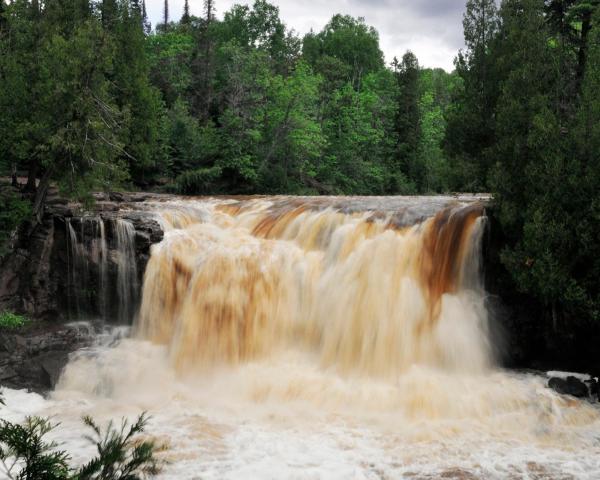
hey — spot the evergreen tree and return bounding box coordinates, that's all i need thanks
[112,0,166,182]
[444,0,499,191]
[188,0,216,118]
[182,0,191,24]
[393,51,422,193]
[142,0,151,34]
[101,0,118,31]
[162,0,169,31]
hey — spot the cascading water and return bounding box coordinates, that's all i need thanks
[65,216,137,321]
[6,197,600,479]
[66,217,84,318]
[137,198,490,374]
[115,219,138,323]
[96,218,108,319]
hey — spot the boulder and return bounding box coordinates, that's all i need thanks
[0,322,94,393]
[548,376,589,398]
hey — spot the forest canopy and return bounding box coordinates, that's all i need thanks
[1,0,600,329]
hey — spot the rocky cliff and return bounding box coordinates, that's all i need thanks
[0,191,165,392]
[0,191,164,321]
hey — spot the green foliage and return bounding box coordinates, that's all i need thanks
[0,311,29,329]
[146,31,193,107]
[0,417,71,479]
[444,0,500,191]
[0,189,31,256]
[76,413,161,479]
[482,0,600,328]
[393,51,423,193]
[0,410,162,480]
[175,166,222,194]
[3,0,600,330]
[303,14,384,89]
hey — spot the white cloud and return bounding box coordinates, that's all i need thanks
[145,0,465,71]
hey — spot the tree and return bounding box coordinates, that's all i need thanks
[146,29,194,108]
[181,0,191,24]
[444,0,499,191]
[0,0,129,214]
[393,51,422,193]
[163,0,169,30]
[112,1,166,184]
[302,14,384,90]
[256,61,325,192]
[418,68,455,193]
[101,0,118,32]
[142,0,151,35]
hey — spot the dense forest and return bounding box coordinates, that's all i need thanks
[1,0,600,342]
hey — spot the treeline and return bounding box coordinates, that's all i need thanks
[0,0,456,199]
[1,0,600,335]
[451,0,600,337]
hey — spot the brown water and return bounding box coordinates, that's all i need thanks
[4,195,600,479]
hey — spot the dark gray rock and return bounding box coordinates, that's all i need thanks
[0,323,94,393]
[0,192,165,319]
[548,376,590,398]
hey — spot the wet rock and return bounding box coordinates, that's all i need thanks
[39,352,69,389]
[0,323,94,393]
[548,376,589,398]
[0,192,165,319]
[586,377,599,401]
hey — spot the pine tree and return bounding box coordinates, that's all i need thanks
[182,0,191,24]
[189,0,216,118]
[204,0,214,21]
[113,0,166,181]
[101,0,118,31]
[162,0,169,31]
[392,51,422,193]
[444,0,500,191]
[142,0,151,34]
[0,0,7,36]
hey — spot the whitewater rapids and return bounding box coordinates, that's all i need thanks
[2,196,600,479]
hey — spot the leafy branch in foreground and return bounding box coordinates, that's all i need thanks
[0,417,70,480]
[77,413,162,480]
[0,396,163,480]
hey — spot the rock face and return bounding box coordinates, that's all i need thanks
[0,191,165,392]
[0,192,165,321]
[0,322,95,392]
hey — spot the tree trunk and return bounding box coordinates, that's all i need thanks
[11,162,18,187]
[24,157,39,193]
[576,12,592,89]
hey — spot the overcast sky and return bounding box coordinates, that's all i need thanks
[146,0,466,71]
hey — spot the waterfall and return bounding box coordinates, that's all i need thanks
[65,217,82,319]
[50,197,600,479]
[90,217,108,319]
[137,197,491,375]
[115,219,138,323]
[65,216,138,322]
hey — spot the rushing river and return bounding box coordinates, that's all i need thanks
[3,196,600,479]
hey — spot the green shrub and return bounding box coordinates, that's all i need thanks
[0,404,163,480]
[174,166,222,195]
[0,311,28,330]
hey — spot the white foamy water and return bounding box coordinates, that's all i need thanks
[3,196,600,479]
[3,337,600,479]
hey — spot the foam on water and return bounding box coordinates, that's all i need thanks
[3,337,600,479]
[3,196,600,479]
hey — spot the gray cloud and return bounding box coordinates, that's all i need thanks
[146,0,466,70]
